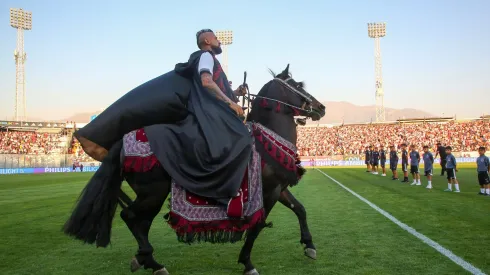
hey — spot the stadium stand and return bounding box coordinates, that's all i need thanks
[0,117,489,169]
[297,118,489,157]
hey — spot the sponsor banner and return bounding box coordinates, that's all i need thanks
[79,161,100,167]
[0,166,100,175]
[301,157,477,167]
[0,157,480,173]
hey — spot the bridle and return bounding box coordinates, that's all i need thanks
[240,72,315,124]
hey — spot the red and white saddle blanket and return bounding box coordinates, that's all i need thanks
[122,122,303,244]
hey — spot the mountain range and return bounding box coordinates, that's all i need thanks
[59,101,434,125]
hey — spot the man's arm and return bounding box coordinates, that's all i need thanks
[201,73,235,105]
[198,52,234,105]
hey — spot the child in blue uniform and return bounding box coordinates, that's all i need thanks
[444,146,460,192]
[389,145,399,180]
[371,148,380,175]
[379,145,387,177]
[423,145,434,189]
[476,146,490,195]
[410,145,421,186]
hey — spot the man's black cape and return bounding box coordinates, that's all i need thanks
[74,50,252,202]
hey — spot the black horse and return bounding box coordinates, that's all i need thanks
[64,64,326,275]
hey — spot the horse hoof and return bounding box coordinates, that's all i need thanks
[130,257,141,272]
[244,268,259,275]
[153,267,170,275]
[304,248,317,260]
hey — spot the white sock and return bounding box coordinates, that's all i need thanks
[418,179,421,184]
[455,184,460,191]
[486,188,490,194]
[448,183,452,190]
[428,181,432,186]
[481,188,485,193]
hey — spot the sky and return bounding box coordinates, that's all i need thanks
[0,0,489,121]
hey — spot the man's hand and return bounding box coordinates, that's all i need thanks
[229,102,244,117]
[233,85,247,97]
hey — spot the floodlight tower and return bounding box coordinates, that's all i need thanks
[10,8,32,122]
[367,22,386,122]
[215,30,233,75]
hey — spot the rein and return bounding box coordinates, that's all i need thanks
[240,73,313,119]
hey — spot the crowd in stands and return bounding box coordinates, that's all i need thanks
[297,120,490,157]
[1,120,489,158]
[0,130,69,154]
[69,137,94,162]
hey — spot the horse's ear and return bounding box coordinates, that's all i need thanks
[282,64,290,75]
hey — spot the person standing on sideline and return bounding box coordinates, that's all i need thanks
[371,147,380,175]
[423,146,434,189]
[434,142,447,176]
[476,146,490,195]
[401,144,409,182]
[444,146,460,192]
[379,145,387,177]
[409,145,421,186]
[364,146,372,172]
[390,145,399,180]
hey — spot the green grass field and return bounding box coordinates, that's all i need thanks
[1,166,489,275]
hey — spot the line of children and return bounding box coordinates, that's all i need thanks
[368,144,490,194]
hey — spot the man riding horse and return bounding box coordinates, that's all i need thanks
[65,29,327,274]
[75,29,252,207]
[193,29,246,115]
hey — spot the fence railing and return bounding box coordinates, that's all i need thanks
[0,154,73,169]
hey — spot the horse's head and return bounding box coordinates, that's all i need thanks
[247,64,326,144]
[268,64,325,122]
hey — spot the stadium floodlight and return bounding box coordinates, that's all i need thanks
[367,22,386,123]
[10,8,32,122]
[215,30,233,75]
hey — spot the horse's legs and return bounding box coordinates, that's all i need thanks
[238,172,282,275]
[122,167,171,274]
[278,188,317,259]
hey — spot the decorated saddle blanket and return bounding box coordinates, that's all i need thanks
[122,122,304,244]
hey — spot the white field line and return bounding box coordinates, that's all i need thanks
[315,168,486,275]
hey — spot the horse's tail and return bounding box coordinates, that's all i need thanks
[63,139,124,248]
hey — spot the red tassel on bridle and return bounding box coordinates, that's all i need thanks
[275,102,281,113]
[260,99,268,107]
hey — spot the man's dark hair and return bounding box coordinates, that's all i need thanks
[446,146,452,150]
[196,29,214,47]
[423,145,429,149]
[479,146,486,151]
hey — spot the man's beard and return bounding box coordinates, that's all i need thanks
[211,45,222,55]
